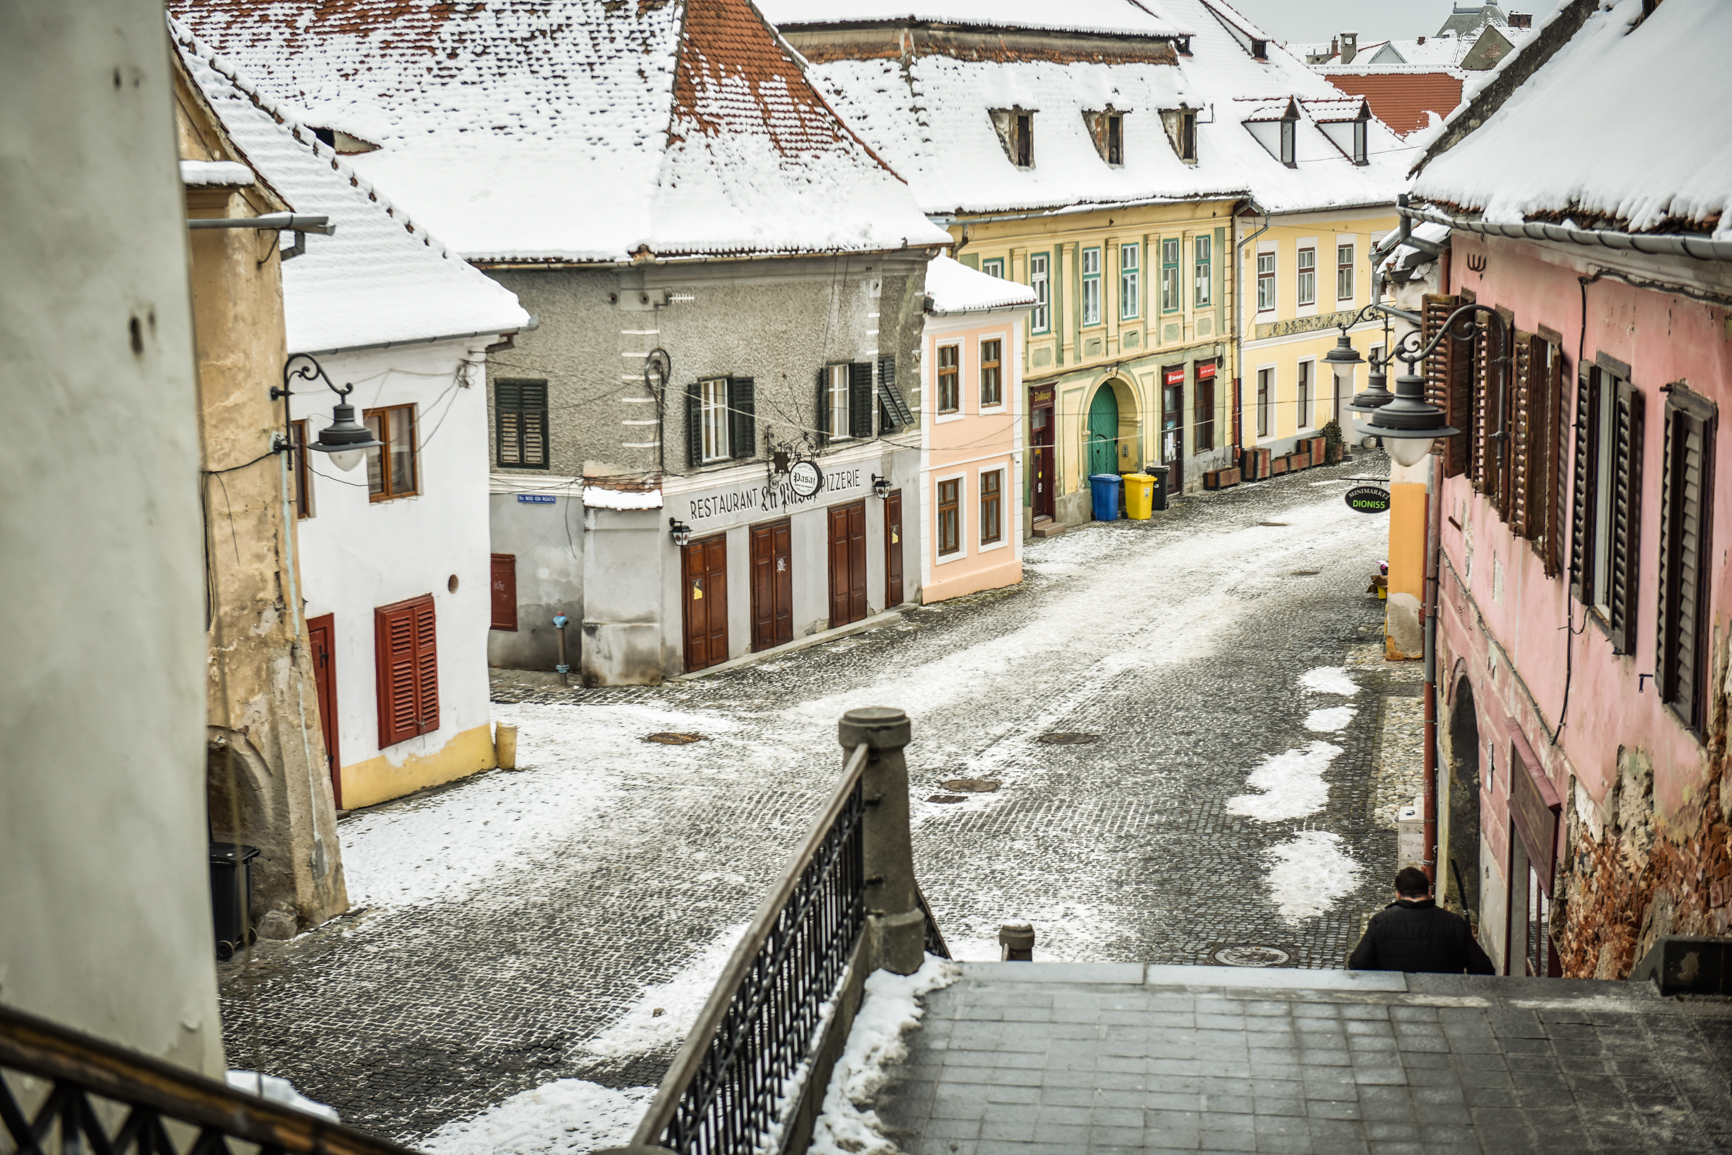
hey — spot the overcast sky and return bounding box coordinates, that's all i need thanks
[1221,0,1562,45]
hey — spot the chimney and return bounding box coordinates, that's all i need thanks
[1417,35,1427,44]
[1340,30,1358,64]
[1508,11,1532,28]
[1329,36,1338,58]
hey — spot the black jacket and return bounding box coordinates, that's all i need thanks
[1348,898,1496,974]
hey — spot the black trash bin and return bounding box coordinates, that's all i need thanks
[1146,465,1171,511]
[209,842,260,960]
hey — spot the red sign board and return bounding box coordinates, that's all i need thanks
[1163,366,1186,386]
[1197,360,1218,380]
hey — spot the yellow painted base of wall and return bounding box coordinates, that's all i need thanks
[339,722,498,810]
[922,560,1023,605]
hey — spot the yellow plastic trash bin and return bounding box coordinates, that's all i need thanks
[1123,472,1156,520]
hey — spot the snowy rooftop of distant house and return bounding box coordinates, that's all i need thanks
[782,0,1409,218]
[758,0,1184,37]
[173,23,530,353]
[1414,0,1732,241]
[170,0,950,264]
[924,255,1038,314]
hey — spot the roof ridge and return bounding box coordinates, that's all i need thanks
[166,14,461,265]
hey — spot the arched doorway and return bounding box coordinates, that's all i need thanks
[1086,385,1119,478]
[1446,676,1482,919]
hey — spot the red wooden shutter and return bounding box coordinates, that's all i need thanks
[1568,369,1597,602]
[1508,332,1534,538]
[375,594,436,748]
[490,553,518,631]
[1422,295,1470,478]
[1606,380,1643,654]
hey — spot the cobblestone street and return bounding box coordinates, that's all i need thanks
[218,457,1418,1145]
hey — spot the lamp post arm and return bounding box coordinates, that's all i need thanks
[1398,301,1509,369]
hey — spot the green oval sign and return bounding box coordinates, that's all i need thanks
[1345,485,1392,514]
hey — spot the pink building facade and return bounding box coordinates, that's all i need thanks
[918,257,1035,603]
[1407,0,1732,978]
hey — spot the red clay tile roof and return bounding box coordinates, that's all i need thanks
[1322,72,1462,135]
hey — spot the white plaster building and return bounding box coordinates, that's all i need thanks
[177,28,531,808]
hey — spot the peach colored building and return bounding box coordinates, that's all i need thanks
[918,257,1035,603]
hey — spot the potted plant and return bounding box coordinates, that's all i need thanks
[1321,419,1346,465]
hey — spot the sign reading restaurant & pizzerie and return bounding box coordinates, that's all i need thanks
[683,464,868,524]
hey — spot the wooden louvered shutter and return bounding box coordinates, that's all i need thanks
[1659,390,1715,732]
[849,361,874,438]
[1422,295,1470,477]
[375,595,433,748]
[1568,369,1597,603]
[1606,380,1643,654]
[1538,341,1564,575]
[730,377,755,460]
[496,380,521,466]
[1508,332,1534,537]
[686,380,702,468]
[878,355,913,431]
[816,367,831,446]
[520,381,547,467]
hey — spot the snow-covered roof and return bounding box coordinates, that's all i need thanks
[924,255,1038,314]
[757,0,1185,37]
[172,23,530,354]
[169,0,951,264]
[1377,220,1450,284]
[1414,0,1732,241]
[786,0,1408,218]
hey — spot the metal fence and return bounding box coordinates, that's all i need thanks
[0,1003,414,1155]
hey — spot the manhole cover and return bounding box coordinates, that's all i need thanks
[1290,569,1320,576]
[1212,945,1291,968]
[941,778,1001,793]
[644,732,705,745]
[1259,521,1290,527]
[1036,732,1097,745]
[925,794,967,804]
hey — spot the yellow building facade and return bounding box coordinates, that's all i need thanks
[1236,208,1400,458]
[955,199,1241,526]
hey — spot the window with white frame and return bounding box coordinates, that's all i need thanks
[980,469,1003,545]
[1082,247,1102,326]
[937,345,960,414]
[980,339,1002,408]
[1256,252,1275,312]
[1120,243,1139,320]
[937,478,961,555]
[982,257,1005,278]
[827,363,851,437]
[1297,246,1316,306]
[699,377,730,462]
[1257,368,1273,437]
[1337,242,1355,300]
[1297,361,1312,428]
[1194,235,1212,307]
[1030,253,1050,333]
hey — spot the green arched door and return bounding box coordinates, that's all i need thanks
[1086,385,1119,477]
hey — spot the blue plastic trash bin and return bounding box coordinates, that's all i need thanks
[1088,473,1123,521]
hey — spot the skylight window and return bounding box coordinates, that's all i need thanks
[990,109,1035,169]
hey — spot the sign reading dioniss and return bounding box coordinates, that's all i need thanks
[1344,485,1391,514]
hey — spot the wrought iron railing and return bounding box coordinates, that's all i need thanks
[0,1003,413,1155]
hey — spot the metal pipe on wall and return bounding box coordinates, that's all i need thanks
[1423,451,1442,888]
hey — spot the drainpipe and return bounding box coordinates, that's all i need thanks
[1234,198,1270,461]
[1423,451,1441,889]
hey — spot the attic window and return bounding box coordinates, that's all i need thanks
[990,109,1035,168]
[1279,116,1296,167]
[1352,118,1368,165]
[1084,110,1124,166]
[1161,107,1198,164]
[1250,38,1268,59]
[309,126,380,156]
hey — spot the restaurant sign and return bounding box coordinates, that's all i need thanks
[681,462,869,525]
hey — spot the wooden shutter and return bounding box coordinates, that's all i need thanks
[730,377,755,460]
[520,381,547,467]
[490,553,518,632]
[1422,295,1470,477]
[375,594,435,748]
[815,367,830,446]
[849,361,874,438]
[1472,314,1501,497]
[1538,341,1564,575]
[878,355,913,429]
[1659,390,1715,731]
[1606,380,1643,654]
[496,380,522,466]
[1508,332,1534,537]
[685,380,702,467]
[1568,369,1596,602]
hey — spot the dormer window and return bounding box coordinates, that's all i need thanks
[1352,118,1368,165]
[1084,109,1124,166]
[309,126,380,156]
[1279,115,1296,167]
[990,109,1034,168]
[1161,107,1198,164]
[1250,38,1268,59]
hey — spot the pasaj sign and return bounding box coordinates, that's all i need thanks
[1345,485,1391,514]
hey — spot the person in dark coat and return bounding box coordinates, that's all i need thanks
[1349,867,1496,974]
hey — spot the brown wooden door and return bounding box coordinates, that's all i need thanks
[306,614,340,808]
[828,500,868,627]
[1032,393,1055,519]
[682,535,729,671]
[884,490,904,607]
[490,553,517,631]
[749,521,793,652]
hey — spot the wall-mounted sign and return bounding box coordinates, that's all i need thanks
[1344,485,1391,514]
[788,459,823,499]
[1196,359,1218,380]
[517,493,557,505]
[1163,366,1186,386]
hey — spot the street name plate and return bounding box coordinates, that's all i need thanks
[1345,485,1391,514]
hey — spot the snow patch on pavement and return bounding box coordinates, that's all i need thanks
[1304,706,1358,733]
[1266,831,1363,923]
[1299,666,1360,696]
[809,955,959,1155]
[341,702,726,910]
[1226,741,1343,823]
[420,1079,652,1155]
[584,921,750,1059]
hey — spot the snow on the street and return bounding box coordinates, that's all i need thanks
[1226,740,1344,823]
[421,1080,653,1155]
[1305,705,1359,732]
[1266,830,1365,923]
[582,922,748,1059]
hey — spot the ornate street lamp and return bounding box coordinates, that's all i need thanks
[1351,303,1503,467]
[871,473,892,500]
[275,354,382,471]
[668,518,693,547]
